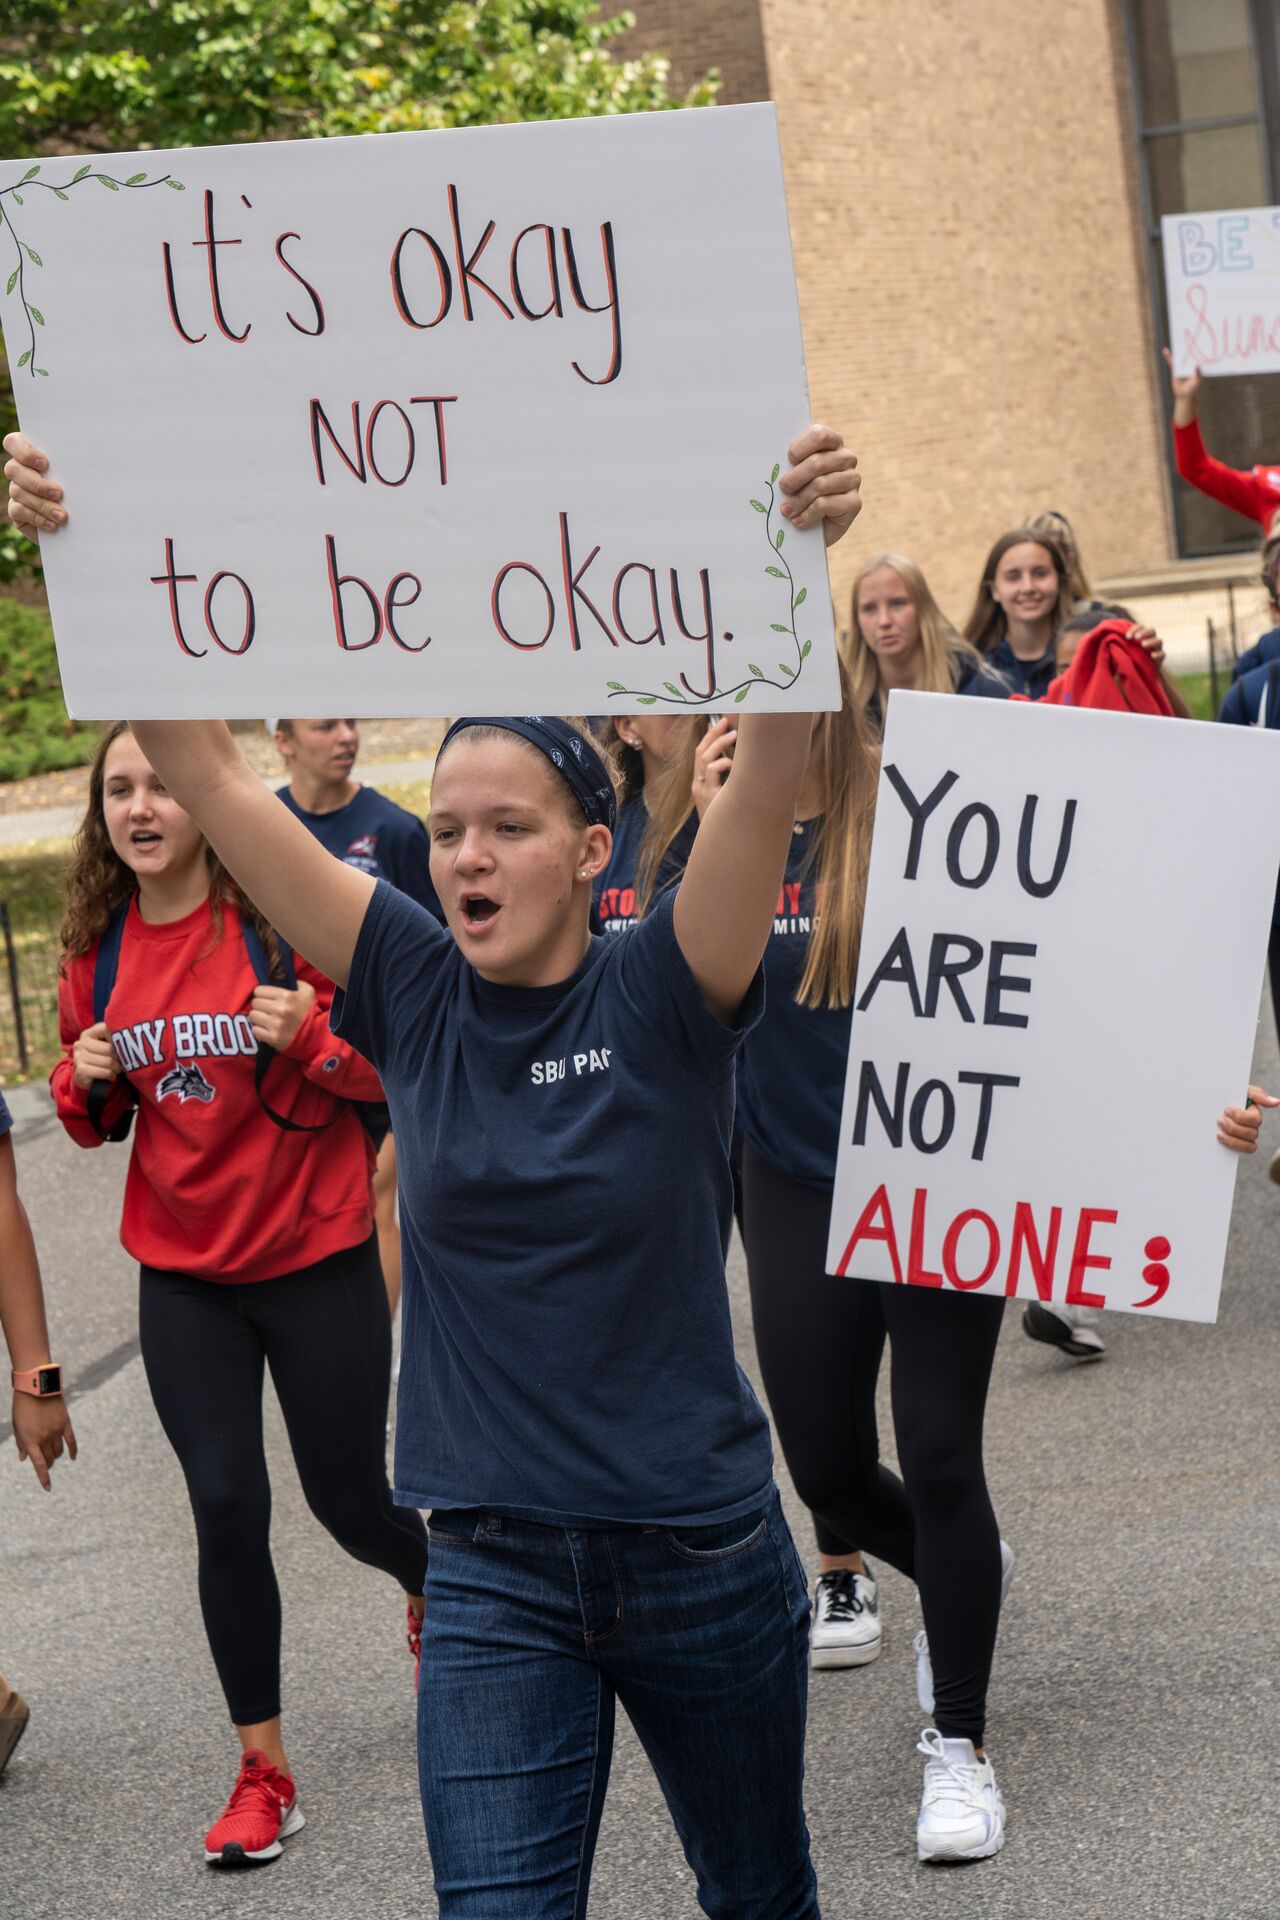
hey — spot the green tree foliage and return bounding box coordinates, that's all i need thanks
[0,598,97,779]
[0,2,712,599]
[0,3,713,154]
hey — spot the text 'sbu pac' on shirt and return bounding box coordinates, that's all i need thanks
[333,882,773,1528]
[277,784,443,920]
[736,818,851,1191]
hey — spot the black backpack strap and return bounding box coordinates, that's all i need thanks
[242,919,337,1135]
[88,900,136,1142]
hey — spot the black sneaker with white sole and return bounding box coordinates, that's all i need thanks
[1021,1300,1105,1360]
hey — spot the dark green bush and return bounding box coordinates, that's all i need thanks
[0,595,96,781]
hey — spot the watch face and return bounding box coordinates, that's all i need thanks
[36,1365,61,1396]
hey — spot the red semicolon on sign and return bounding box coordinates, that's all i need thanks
[1133,1234,1171,1308]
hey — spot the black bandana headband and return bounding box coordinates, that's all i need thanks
[437,716,618,833]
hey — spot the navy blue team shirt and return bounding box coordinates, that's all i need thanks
[278,784,443,919]
[593,796,697,935]
[736,820,849,1191]
[0,1090,11,1137]
[1231,625,1280,684]
[333,882,773,1526]
[1219,659,1280,926]
[985,636,1055,701]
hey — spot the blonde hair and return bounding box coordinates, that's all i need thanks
[61,723,286,977]
[634,719,707,915]
[634,658,880,1010]
[1027,510,1093,601]
[845,554,992,715]
[964,528,1075,655]
[794,659,881,1009]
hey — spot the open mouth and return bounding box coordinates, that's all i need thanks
[131,830,162,851]
[461,894,501,932]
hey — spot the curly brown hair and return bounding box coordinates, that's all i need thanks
[60,722,286,977]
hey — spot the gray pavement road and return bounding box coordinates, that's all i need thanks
[2,1011,1279,1920]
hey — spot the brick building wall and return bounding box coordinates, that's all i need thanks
[622,0,1174,631]
[616,1,769,103]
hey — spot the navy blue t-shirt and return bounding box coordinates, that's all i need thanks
[1231,625,1280,684]
[1219,658,1280,924]
[278,784,442,919]
[869,656,1012,729]
[986,635,1056,701]
[332,882,772,1526]
[736,820,849,1191]
[593,796,697,935]
[0,1090,11,1137]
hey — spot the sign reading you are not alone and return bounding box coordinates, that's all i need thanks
[826,694,1280,1326]
[0,105,839,719]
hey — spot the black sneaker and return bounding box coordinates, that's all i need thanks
[1021,1301,1105,1360]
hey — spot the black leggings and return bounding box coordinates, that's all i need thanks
[742,1141,1004,1746]
[139,1233,428,1726]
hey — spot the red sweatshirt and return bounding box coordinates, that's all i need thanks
[1042,620,1177,716]
[52,896,381,1282]
[1174,419,1280,531]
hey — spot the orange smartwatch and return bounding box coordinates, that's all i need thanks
[11,1364,63,1399]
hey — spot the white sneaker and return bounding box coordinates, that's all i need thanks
[1021,1299,1105,1360]
[915,1539,1014,1715]
[810,1568,881,1669]
[915,1728,1006,1862]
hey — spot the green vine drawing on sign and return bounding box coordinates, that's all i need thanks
[605,462,813,707]
[0,162,185,379]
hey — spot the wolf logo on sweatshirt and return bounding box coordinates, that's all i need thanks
[157,1063,216,1105]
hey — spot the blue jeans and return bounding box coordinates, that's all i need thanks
[419,1488,819,1919]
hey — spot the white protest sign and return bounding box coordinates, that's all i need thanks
[0,107,836,719]
[825,694,1280,1324]
[1162,204,1280,375]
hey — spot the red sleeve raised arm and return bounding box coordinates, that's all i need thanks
[1174,419,1272,527]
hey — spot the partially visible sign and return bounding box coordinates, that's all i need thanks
[1163,205,1280,376]
[0,106,838,718]
[825,693,1280,1325]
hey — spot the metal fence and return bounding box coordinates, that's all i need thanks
[0,898,63,1082]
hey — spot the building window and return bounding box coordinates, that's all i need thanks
[1126,0,1280,556]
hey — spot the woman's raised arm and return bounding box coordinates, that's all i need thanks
[674,424,862,1023]
[129,721,373,988]
[4,431,375,984]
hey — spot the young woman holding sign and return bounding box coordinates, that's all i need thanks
[6,421,863,1915]
[47,720,428,1869]
[690,662,1014,1860]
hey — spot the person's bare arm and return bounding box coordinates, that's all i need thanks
[0,1134,77,1491]
[3,435,373,980]
[673,424,862,1023]
[129,722,373,987]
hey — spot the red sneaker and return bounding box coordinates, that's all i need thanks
[406,1600,423,1688]
[203,1749,304,1867]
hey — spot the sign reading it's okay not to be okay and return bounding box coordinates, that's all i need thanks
[0,105,840,719]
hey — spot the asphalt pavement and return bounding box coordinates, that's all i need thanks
[1,1009,1278,1920]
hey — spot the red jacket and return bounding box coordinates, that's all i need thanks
[53,896,381,1282]
[1174,419,1280,532]
[1042,620,1178,716]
